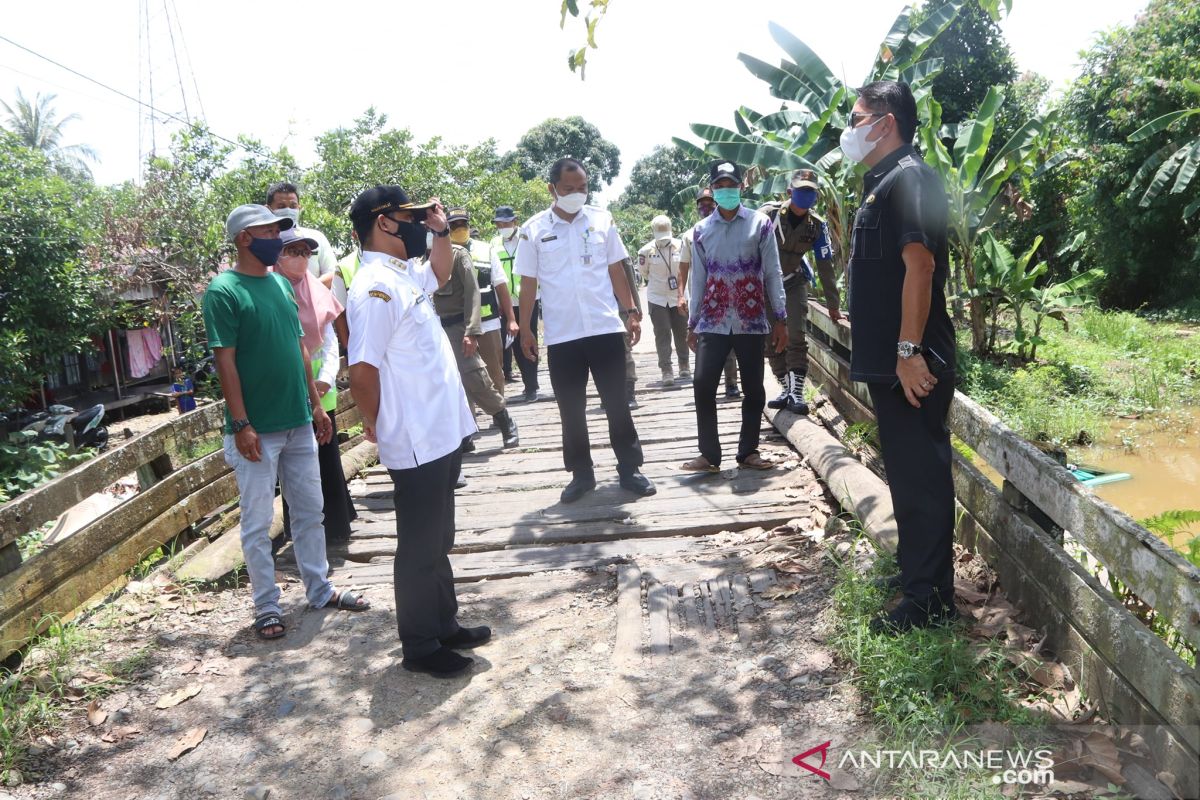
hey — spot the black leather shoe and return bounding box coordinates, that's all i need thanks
[560,471,597,503]
[725,384,742,399]
[455,471,467,489]
[618,470,657,497]
[869,597,958,635]
[767,373,790,409]
[440,625,492,649]
[626,381,639,410]
[461,436,475,454]
[494,410,519,448]
[402,646,474,677]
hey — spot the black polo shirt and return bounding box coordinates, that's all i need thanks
[847,144,956,383]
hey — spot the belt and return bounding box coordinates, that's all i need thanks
[440,313,464,327]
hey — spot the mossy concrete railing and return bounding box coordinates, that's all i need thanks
[0,389,362,659]
[803,299,1200,784]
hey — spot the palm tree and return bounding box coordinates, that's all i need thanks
[2,89,98,177]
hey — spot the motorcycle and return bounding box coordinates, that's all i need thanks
[15,403,108,452]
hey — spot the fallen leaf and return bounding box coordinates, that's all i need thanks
[182,600,215,615]
[953,580,990,605]
[762,583,802,600]
[1080,730,1125,785]
[155,683,202,709]
[1006,652,1069,690]
[101,725,141,743]
[86,699,108,727]
[179,659,203,675]
[166,726,206,760]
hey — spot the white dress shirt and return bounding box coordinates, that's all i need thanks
[346,250,476,470]
[513,205,630,347]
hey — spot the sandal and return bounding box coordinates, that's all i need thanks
[737,453,776,471]
[254,612,286,640]
[324,590,371,612]
[681,456,720,473]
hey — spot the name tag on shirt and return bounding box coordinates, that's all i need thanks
[540,235,558,243]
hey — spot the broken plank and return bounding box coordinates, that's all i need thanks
[647,581,672,657]
[614,565,643,666]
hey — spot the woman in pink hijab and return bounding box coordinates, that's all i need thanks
[275,228,358,544]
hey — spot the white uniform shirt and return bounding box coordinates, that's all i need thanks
[638,237,682,308]
[346,250,476,470]
[514,205,629,347]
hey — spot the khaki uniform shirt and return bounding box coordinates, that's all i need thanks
[432,245,483,336]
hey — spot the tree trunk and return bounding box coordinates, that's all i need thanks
[963,253,987,353]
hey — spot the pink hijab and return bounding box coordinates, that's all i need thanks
[274,254,343,357]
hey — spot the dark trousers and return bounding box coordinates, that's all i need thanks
[388,447,463,659]
[867,377,956,606]
[281,411,357,544]
[693,333,767,466]
[508,300,540,393]
[547,332,643,475]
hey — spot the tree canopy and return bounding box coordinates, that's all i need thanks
[502,116,621,194]
[1,90,97,180]
[616,145,698,221]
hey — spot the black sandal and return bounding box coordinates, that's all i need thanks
[325,590,371,612]
[254,612,286,640]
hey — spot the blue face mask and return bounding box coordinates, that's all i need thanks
[713,187,741,211]
[791,188,818,209]
[247,236,285,267]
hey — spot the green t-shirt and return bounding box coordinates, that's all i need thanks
[202,270,311,435]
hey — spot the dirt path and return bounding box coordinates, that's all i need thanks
[6,342,866,800]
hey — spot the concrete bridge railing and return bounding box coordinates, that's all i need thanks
[802,299,1200,783]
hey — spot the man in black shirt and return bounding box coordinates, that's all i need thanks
[843,80,958,633]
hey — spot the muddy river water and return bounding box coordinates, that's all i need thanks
[1079,408,1200,552]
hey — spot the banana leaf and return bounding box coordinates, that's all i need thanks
[767,22,838,95]
[1127,108,1200,142]
[953,85,1005,185]
[1170,139,1200,194]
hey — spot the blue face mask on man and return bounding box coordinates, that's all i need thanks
[791,188,818,209]
[247,235,285,266]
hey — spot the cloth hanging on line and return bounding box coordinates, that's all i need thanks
[126,328,163,378]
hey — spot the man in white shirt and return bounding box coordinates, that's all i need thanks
[638,215,689,386]
[516,157,656,503]
[346,185,490,677]
[492,206,541,403]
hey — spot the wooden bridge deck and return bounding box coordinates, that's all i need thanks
[305,347,816,593]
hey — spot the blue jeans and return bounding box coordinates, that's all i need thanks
[224,426,334,617]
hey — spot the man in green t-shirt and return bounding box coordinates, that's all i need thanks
[203,204,370,641]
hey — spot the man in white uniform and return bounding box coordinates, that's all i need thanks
[516,157,656,504]
[346,185,490,677]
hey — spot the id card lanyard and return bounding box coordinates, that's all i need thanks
[656,242,677,290]
[581,228,592,266]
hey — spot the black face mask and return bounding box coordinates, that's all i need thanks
[384,215,427,259]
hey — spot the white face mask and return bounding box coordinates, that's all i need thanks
[840,116,884,163]
[553,191,588,214]
[654,231,672,244]
[273,207,300,225]
[498,226,518,241]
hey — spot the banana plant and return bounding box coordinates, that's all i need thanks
[672,0,973,274]
[1126,78,1200,219]
[918,85,1058,353]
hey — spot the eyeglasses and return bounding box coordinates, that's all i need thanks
[849,112,886,128]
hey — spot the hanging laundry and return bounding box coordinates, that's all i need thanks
[126,328,163,378]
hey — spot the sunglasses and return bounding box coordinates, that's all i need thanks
[849,111,886,128]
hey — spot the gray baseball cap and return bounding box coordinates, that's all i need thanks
[280,227,319,252]
[226,204,293,241]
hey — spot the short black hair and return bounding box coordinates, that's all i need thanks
[266,181,300,205]
[353,214,378,250]
[548,157,586,185]
[856,80,918,143]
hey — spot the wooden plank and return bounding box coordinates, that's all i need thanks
[699,580,720,631]
[0,401,225,549]
[0,470,240,656]
[953,453,1200,761]
[347,505,806,559]
[951,391,1200,651]
[0,452,233,630]
[614,565,643,665]
[647,581,672,657]
[805,299,853,354]
[681,584,701,632]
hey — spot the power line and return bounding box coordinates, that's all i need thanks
[0,32,279,164]
[167,0,206,121]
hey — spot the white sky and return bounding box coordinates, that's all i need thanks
[0,0,1146,203]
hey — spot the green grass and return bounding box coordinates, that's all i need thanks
[957,309,1199,446]
[828,533,1048,799]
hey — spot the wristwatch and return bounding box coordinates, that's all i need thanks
[625,308,642,318]
[430,226,450,238]
[897,341,925,359]
[231,418,252,433]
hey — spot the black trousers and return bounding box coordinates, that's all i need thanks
[388,447,463,659]
[693,333,767,466]
[507,300,540,393]
[281,411,357,544]
[867,377,956,606]
[547,332,643,475]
